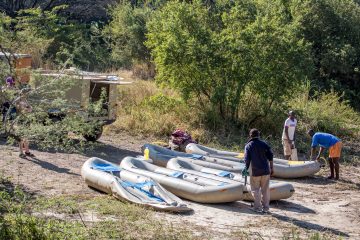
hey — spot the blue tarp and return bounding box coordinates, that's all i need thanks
[120,180,164,202]
[218,171,232,178]
[190,154,203,160]
[170,171,184,178]
[91,162,121,173]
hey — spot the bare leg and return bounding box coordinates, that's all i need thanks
[333,157,340,180]
[19,140,24,154]
[23,139,30,153]
[327,157,335,179]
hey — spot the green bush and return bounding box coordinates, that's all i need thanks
[112,80,212,140]
[0,174,195,240]
[0,176,87,240]
[0,214,87,240]
[141,93,184,114]
[146,0,313,123]
[104,2,152,69]
[290,83,360,138]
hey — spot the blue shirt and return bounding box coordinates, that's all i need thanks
[244,138,273,177]
[311,132,340,148]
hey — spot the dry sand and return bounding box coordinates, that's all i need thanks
[0,133,359,239]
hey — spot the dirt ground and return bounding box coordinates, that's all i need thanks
[0,133,359,239]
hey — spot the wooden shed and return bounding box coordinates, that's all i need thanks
[0,52,32,83]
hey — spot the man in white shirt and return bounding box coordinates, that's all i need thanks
[282,111,297,160]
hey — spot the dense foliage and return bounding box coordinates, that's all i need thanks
[118,0,359,109]
[103,3,152,68]
[1,7,111,71]
[0,0,114,22]
[1,0,360,140]
[146,0,313,125]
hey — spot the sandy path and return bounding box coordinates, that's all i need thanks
[0,133,359,239]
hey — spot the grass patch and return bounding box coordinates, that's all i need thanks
[281,227,343,240]
[34,195,80,214]
[230,225,344,240]
[112,80,213,142]
[0,174,195,240]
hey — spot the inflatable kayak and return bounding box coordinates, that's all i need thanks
[142,144,245,173]
[186,143,321,178]
[166,158,295,201]
[81,157,191,212]
[120,157,246,203]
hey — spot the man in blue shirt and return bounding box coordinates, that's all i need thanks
[307,129,342,180]
[244,129,274,213]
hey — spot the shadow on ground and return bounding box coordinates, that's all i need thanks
[84,141,140,164]
[0,135,140,164]
[271,212,349,237]
[198,201,260,215]
[283,175,336,186]
[271,200,316,214]
[200,200,316,215]
[0,174,35,199]
[26,157,80,176]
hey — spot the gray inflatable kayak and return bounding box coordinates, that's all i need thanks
[142,144,245,173]
[81,157,191,212]
[120,157,246,203]
[186,143,321,178]
[166,158,295,201]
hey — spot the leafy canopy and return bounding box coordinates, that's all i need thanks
[146,0,313,124]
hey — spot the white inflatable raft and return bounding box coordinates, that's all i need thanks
[142,144,245,173]
[166,158,295,201]
[186,143,321,178]
[120,157,246,203]
[81,157,191,212]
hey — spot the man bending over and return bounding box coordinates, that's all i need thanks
[308,129,342,180]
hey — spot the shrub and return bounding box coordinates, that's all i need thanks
[290,83,360,138]
[104,3,152,69]
[146,0,313,123]
[112,80,212,139]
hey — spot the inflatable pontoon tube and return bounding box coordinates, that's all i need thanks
[185,143,321,178]
[120,156,245,203]
[142,144,245,173]
[166,158,294,201]
[81,157,191,212]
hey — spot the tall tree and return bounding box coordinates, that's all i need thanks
[292,0,360,109]
[146,0,313,126]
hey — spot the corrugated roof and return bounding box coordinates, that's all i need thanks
[0,52,32,58]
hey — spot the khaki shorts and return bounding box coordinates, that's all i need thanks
[282,139,293,156]
[329,141,342,158]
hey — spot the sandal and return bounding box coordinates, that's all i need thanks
[25,152,35,157]
[19,153,27,159]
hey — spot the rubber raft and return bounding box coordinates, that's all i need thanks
[120,157,246,203]
[142,144,245,173]
[185,143,321,178]
[81,157,191,212]
[166,158,295,201]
